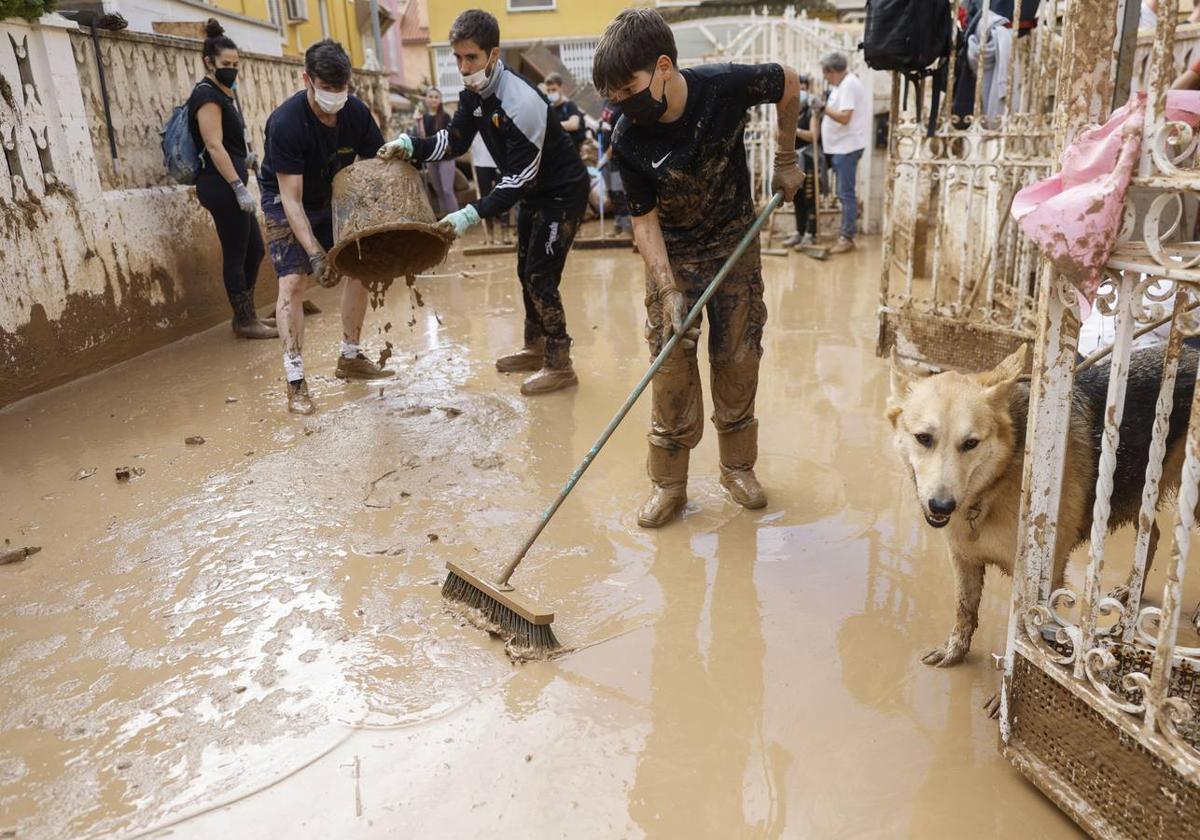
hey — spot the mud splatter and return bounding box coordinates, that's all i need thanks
[377,341,393,369]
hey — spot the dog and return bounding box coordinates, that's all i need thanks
[887,343,1198,671]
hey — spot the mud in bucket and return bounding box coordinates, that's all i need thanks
[328,158,452,300]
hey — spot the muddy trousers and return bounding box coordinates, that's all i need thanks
[646,246,766,455]
[196,164,265,313]
[516,202,583,365]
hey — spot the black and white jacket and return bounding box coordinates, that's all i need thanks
[410,62,588,219]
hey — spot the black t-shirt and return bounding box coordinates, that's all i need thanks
[187,79,247,162]
[258,90,385,209]
[796,104,813,155]
[553,99,585,150]
[612,63,785,256]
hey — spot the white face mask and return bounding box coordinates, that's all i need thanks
[461,62,492,92]
[313,86,348,114]
[547,91,561,103]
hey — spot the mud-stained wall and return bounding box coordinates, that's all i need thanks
[0,16,390,407]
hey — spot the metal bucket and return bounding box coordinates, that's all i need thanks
[328,158,452,288]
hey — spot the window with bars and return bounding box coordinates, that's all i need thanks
[434,47,464,98]
[558,40,598,85]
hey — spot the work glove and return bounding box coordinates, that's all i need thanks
[308,250,337,288]
[771,149,805,203]
[438,204,481,239]
[246,151,260,172]
[657,283,700,352]
[230,179,257,214]
[378,134,414,161]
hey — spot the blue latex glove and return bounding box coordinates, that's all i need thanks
[379,134,413,161]
[438,204,481,238]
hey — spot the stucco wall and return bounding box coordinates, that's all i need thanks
[0,16,390,407]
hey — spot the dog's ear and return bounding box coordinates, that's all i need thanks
[981,344,1028,406]
[888,349,925,426]
[978,344,1028,387]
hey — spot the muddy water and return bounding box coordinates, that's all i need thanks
[0,231,1104,838]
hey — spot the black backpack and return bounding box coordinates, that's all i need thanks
[861,0,954,134]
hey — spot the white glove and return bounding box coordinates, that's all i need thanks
[438,205,481,238]
[379,134,414,161]
[230,179,257,214]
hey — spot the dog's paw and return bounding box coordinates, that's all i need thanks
[983,692,1001,719]
[921,644,967,668]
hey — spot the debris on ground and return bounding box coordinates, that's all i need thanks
[377,341,394,368]
[225,397,238,404]
[0,545,41,566]
[427,533,439,543]
[76,467,97,480]
[114,466,144,481]
[184,436,205,446]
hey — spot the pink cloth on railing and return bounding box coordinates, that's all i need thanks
[1011,91,1200,304]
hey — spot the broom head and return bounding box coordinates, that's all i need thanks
[442,560,560,657]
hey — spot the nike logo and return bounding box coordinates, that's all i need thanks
[652,152,671,169]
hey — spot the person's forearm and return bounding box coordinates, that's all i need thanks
[1172,69,1200,90]
[563,115,582,132]
[281,196,321,255]
[775,66,801,154]
[796,128,814,143]
[632,213,676,291]
[826,107,852,126]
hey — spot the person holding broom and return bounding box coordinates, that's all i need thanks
[592,7,804,527]
[378,9,590,397]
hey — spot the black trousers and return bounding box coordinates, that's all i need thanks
[516,199,585,358]
[196,161,265,303]
[792,153,817,237]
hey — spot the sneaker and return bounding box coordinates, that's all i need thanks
[828,236,855,255]
[782,232,801,247]
[798,233,815,247]
[335,353,395,380]
[287,380,315,415]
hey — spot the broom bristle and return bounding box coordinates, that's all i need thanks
[442,571,560,656]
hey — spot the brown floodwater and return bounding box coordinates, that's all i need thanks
[0,231,1098,837]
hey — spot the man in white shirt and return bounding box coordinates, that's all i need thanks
[819,52,872,254]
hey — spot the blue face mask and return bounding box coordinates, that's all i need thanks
[799,90,810,106]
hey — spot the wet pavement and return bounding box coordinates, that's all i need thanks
[0,231,1085,838]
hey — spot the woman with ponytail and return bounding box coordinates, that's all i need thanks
[415,87,458,215]
[188,19,276,339]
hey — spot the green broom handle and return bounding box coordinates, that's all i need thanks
[496,192,784,586]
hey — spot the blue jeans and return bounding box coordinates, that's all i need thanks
[827,149,862,239]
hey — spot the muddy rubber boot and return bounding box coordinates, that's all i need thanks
[520,339,578,396]
[496,336,544,373]
[638,446,689,528]
[230,291,279,340]
[718,424,767,510]
[287,379,315,415]
[336,353,395,380]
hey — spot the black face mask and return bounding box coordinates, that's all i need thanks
[215,67,238,88]
[622,70,667,126]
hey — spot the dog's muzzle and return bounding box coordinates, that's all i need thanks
[924,511,951,528]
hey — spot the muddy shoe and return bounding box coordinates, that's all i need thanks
[828,236,855,255]
[287,380,315,415]
[496,342,544,373]
[233,319,278,340]
[720,469,767,509]
[718,424,767,509]
[336,353,395,380]
[520,366,578,395]
[231,291,279,340]
[781,232,801,247]
[638,446,689,528]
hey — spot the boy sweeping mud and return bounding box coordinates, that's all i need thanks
[592,8,804,527]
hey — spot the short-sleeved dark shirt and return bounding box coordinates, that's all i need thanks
[187,79,247,161]
[553,99,585,150]
[258,90,385,209]
[612,63,785,256]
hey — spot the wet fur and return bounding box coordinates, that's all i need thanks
[888,345,1198,667]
